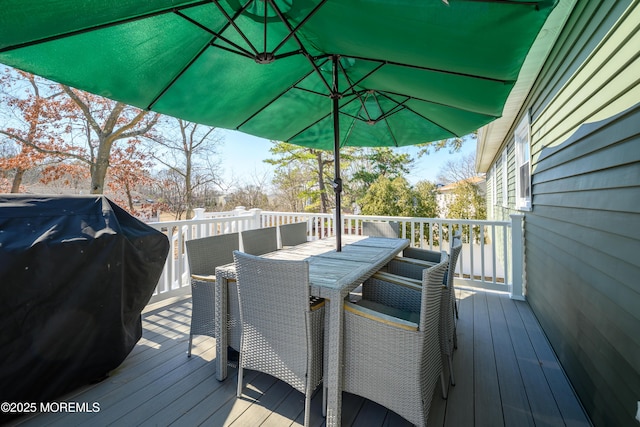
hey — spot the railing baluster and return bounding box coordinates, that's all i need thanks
[147,211,514,303]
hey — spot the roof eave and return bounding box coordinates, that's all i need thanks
[476,0,578,173]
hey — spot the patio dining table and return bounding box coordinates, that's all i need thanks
[214,234,409,426]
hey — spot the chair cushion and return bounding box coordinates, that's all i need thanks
[345,300,418,331]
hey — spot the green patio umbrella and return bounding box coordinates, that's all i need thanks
[0,0,557,250]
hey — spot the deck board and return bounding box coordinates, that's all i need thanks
[501,295,565,427]
[443,287,474,427]
[487,292,535,427]
[473,291,505,426]
[10,288,590,427]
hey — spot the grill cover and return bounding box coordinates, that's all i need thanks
[0,195,169,412]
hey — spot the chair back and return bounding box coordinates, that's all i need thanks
[233,250,313,391]
[362,221,399,238]
[419,253,448,332]
[240,226,278,255]
[185,233,239,276]
[447,234,462,288]
[279,222,308,247]
[439,236,462,357]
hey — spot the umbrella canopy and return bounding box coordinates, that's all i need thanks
[0,0,557,249]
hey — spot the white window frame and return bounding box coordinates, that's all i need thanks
[514,113,532,211]
[491,162,497,216]
[501,148,508,207]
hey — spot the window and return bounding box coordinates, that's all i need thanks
[514,114,532,210]
[501,148,508,207]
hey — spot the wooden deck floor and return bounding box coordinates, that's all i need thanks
[11,288,591,427]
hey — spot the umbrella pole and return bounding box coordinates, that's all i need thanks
[331,55,342,252]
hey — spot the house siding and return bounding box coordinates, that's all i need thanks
[485,1,640,426]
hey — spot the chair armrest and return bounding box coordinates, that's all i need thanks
[392,256,436,268]
[403,247,441,263]
[345,301,418,331]
[372,271,421,291]
[191,274,216,282]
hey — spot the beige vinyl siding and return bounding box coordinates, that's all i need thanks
[520,2,640,426]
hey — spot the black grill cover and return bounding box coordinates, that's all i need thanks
[0,195,169,411]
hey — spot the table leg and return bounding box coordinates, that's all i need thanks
[215,273,228,381]
[325,296,345,427]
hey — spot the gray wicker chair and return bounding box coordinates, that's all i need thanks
[363,236,463,388]
[343,256,449,427]
[397,230,462,319]
[362,220,399,238]
[233,251,325,427]
[185,233,239,357]
[279,221,308,248]
[240,226,278,255]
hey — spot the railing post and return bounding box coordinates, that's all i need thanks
[193,208,205,219]
[510,214,525,300]
[231,206,247,233]
[249,208,262,229]
[191,208,206,238]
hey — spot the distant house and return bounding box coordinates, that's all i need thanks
[436,176,486,218]
[476,1,639,426]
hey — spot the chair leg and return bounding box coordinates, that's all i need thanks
[440,372,448,399]
[454,292,459,319]
[322,385,327,417]
[236,365,244,398]
[304,392,311,427]
[187,334,193,357]
[453,325,458,350]
[448,354,455,386]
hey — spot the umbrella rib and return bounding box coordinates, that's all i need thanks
[374,94,403,146]
[372,94,409,122]
[460,0,541,6]
[148,2,271,111]
[379,89,503,118]
[370,90,477,138]
[286,112,331,141]
[339,62,386,97]
[264,4,334,95]
[209,0,260,57]
[398,102,464,138]
[0,1,212,53]
[146,41,213,111]
[174,9,256,59]
[269,0,329,56]
[175,11,255,59]
[381,116,401,147]
[294,87,332,98]
[340,94,406,124]
[346,54,515,85]
[285,93,361,141]
[235,67,322,130]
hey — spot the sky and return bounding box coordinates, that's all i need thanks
[217,130,478,188]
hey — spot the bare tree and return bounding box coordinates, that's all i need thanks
[0,68,160,196]
[436,152,480,184]
[147,118,223,218]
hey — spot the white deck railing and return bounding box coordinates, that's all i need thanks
[147,207,524,304]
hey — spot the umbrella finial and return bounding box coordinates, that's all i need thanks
[255,52,275,64]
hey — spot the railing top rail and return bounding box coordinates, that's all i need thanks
[259,211,511,227]
[149,214,254,228]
